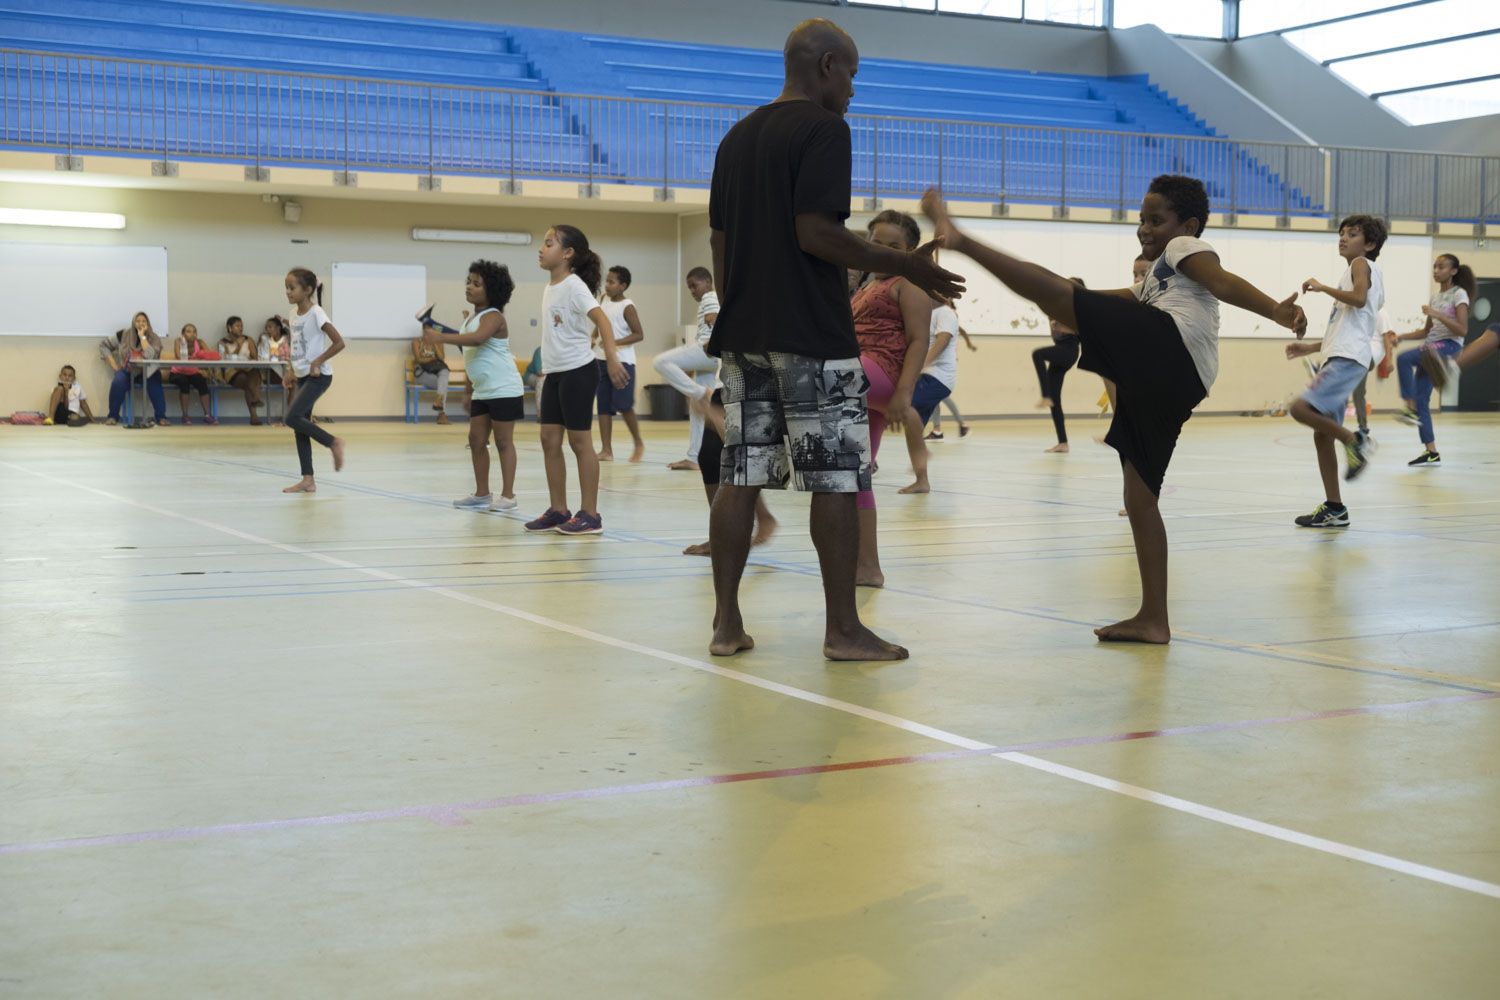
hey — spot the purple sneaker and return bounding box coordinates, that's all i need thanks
[556,511,604,536]
[524,508,572,532]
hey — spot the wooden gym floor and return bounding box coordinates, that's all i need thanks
[2,413,1497,998]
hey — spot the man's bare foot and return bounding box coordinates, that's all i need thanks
[824,624,908,661]
[1045,442,1070,453]
[330,438,346,472]
[683,540,711,557]
[709,628,755,656]
[1094,435,1108,445]
[898,479,930,494]
[597,451,614,462]
[1118,508,1128,517]
[668,459,699,472]
[1035,397,1054,410]
[1094,616,1171,644]
[629,443,645,463]
[282,480,316,494]
[751,513,778,547]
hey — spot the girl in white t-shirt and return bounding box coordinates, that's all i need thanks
[526,225,625,536]
[1389,254,1474,465]
[922,178,1305,646]
[280,268,346,493]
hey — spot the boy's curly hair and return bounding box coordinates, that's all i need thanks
[1337,214,1388,260]
[1148,174,1210,237]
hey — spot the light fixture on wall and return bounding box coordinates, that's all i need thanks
[0,207,127,230]
[283,200,302,223]
[411,228,532,246]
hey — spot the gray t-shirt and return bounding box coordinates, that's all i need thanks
[1425,286,1469,344]
[1137,235,1220,392]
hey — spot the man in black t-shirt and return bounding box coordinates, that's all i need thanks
[703,18,964,662]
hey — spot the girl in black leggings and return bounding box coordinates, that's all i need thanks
[1032,277,1086,453]
[683,390,776,556]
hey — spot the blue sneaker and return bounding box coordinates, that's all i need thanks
[524,508,572,532]
[556,511,604,536]
[453,493,492,510]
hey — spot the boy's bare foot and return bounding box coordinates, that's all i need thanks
[752,512,778,547]
[282,480,316,494]
[629,443,645,463]
[824,624,908,661]
[435,412,449,425]
[709,628,755,657]
[683,540,711,557]
[898,478,930,494]
[856,566,885,589]
[1094,616,1171,644]
[597,451,614,462]
[1045,442,1070,453]
[1035,397,1053,410]
[668,459,699,472]
[330,438,346,472]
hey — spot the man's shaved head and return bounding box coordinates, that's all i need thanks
[781,19,858,116]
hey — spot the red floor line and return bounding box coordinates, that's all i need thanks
[2,691,1492,857]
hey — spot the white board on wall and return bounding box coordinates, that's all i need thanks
[941,219,1434,339]
[330,262,428,340]
[0,244,168,337]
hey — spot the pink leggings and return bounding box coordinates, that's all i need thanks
[859,356,896,510]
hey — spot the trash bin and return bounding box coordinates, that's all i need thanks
[645,384,687,421]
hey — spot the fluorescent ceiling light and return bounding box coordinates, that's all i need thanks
[411,228,532,245]
[0,207,127,229]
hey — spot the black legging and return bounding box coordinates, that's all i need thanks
[286,374,336,475]
[1032,336,1080,444]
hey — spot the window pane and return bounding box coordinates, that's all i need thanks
[938,0,1024,16]
[1240,0,1411,37]
[1329,33,1500,94]
[1023,0,1104,26]
[850,0,938,11]
[1114,0,1224,37]
[1379,76,1500,124]
[1284,0,1500,62]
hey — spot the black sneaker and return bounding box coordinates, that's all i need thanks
[1295,503,1350,528]
[1407,451,1441,467]
[1343,430,1372,481]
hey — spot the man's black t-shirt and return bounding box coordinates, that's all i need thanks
[707,100,859,360]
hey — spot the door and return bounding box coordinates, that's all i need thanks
[1457,276,1499,412]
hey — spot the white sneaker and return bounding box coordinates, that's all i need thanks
[453,493,492,509]
[489,495,518,512]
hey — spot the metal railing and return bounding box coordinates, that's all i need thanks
[3,48,1497,225]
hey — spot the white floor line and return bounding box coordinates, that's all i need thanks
[6,457,1498,903]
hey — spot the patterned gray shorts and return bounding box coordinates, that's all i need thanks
[718,351,871,493]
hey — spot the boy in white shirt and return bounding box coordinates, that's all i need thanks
[1285,214,1386,527]
[595,265,646,463]
[46,365,94,426]
[652,267,720,471]
[923,176,1305,644]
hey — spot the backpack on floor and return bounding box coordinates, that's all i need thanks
[9,411,45,425]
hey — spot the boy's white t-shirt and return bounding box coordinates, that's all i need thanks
[924,305,960,390]
[695,291,720,347]
[66,383,86,415]
[290,304,333,377]
[1425,285,1470,344]
[1322,258,1384,366]
[595,297,638,365]
[1137,235,1221,392]
[542,274,599,373]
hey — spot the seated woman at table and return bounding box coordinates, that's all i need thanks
[259,316,291,425]
[100,311,166,426]
[219,315,264,425]
[410,328,453,424]
[168,323,217,425]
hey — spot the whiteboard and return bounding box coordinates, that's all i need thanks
[945,219,1433,339]
[0,244,168,337]
[330,262,428,340]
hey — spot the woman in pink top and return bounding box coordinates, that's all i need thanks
[851,210,935,588]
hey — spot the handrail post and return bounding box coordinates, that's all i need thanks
[1431,155,1440,232]
[587,99,594,196]
[871,118,880,207]
[427,86,435,180]
[1058,131,1068,217]
[661,100,670,198]
[508,92,516,192]
[998,126,1007,213]
[342,78,350,179]
[1116,134,1126,219]
[936,122,943,195]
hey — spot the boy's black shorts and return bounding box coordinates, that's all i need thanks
[1073,286,1208,497]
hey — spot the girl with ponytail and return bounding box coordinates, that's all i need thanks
[280,267,346,492]
[528,225,627,535]
[1389,254,1472,466]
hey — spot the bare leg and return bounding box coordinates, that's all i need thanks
[470,415,493,496]
[539,424,569,512]
[856,507,884,589]
[1290,398,1352,503]
[570,429,601,516]
[1312,432,1342,506]
[752,496,778,547]
[622,410,645,462]
[685,483,717,557]
[597,414,614,461]
[494,422,517,500]
[1095,460,1171,644]
[898,417,930,494]
[812,492,908,661]
[709,483,759,655]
